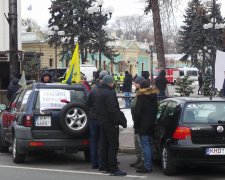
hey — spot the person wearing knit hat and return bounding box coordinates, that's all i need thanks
[99,70,109,80]
[102,75,114,85]
[134,76,145,91]
[86,71,110,170]
[132,79,158,173]
[94,74,127,176]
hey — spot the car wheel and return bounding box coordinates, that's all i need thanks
[12,137,26,163]
[0,126,9,153]
[60,103,88,136]
[161,145,176,175]
[84,150,90,162]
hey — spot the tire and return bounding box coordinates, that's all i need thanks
[84,150,90,162]
[0,126,9,153]
[59,103,88,136]
[12,137,26,163]
[161,145,176,175]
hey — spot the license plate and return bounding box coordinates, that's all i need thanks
[206,148,225,155]
[35,116,51,127]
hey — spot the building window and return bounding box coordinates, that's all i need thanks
[49,58,53,67]
[142,63,144,71]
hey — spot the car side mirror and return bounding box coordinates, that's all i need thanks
[0,104,7,111]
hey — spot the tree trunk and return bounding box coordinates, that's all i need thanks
[151,0,166,69]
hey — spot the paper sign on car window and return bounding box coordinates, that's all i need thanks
[39,89,71,110]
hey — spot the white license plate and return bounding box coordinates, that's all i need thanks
[35,116,51,127]
[206,148,225,155]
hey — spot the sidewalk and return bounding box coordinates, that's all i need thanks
[119,128,135,154]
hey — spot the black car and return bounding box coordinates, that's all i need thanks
[153,97,225,175]
[0,83,90,163]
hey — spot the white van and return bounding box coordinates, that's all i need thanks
[43,64,97,82]
[80,64,97,82]
[177,67,199,82]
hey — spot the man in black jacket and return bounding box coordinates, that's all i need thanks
[94,75,127,176]
[87,70,109,170]
[133,80,158,173]
[122,71,133,108]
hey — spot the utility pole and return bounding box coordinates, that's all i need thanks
[8,0,19,80]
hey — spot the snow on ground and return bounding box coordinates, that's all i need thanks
[121,109,133,128]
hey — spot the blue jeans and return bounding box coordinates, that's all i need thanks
[124,92,131,108]
[139,135,153,170]
[89,119,102,168]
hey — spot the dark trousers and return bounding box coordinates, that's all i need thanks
[89,119,102,168]
[100,125,119,173]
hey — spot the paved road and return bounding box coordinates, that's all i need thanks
[0,151,225,180]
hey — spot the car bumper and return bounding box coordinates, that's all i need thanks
[169,144,225,166]
[17,138,89,154]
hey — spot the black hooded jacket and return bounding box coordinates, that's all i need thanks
[40,71,52,83]
[7,78,21,101]
[94,84,122,127]
[132,88,158,135]
[155,70,168,91]
[122,73,133,92]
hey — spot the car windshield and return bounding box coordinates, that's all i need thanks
[182,102,225,124]
[35,89,85,110]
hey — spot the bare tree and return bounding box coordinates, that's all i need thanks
[110,15,154,42]
[144,0,180,68]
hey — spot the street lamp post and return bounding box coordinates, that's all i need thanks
[87,0,114,70]
[48,26,65,79]
[203,0,225,95]
[146,42,154,83]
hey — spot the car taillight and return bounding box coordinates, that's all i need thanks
[23,115,33,127]
[81,139,90,145]
[172,126,191,140]
[29,141,44,147]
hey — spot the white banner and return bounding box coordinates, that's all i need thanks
[215,50,225,90]
[39,89,71,110]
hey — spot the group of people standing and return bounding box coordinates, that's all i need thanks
[87,69,168,175]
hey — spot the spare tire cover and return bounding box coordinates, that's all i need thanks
[59,103,88,136]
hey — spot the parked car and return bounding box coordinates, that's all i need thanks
[0,83,90,163]
[153,97,225,175]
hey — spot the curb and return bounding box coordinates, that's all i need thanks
[118,147,135,154]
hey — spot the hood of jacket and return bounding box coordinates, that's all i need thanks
[41,71,52,81]
[136,87,159,96]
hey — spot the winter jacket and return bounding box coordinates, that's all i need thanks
[94,84,123,127]
[155,76,168,91]
[7,78,21,101]
[132,87,158,136]
[87,82,99,120]
[40,71,52,83]
[122,74,133,92]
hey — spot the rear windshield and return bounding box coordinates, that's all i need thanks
[35,89,85,110]
[182,102,225,124]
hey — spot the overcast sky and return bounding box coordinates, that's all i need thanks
[21,0,225,30]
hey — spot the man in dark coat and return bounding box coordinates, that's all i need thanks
[94,75,127,176]
[132,80,158,173]
[122,71,133,108]
[87,70,109,170]
[198,71,203,95]
[155,70,168,96]
[7,74,21,101]
[40,71,52,83]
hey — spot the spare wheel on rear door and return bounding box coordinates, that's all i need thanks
[59,103,88,136]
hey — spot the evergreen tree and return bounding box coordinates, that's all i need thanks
[202,68,213,96]
[178,0,209,69]
[175,75,194,96]
[48,0,118,64]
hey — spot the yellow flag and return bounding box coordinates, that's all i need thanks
[62,43,81,84]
